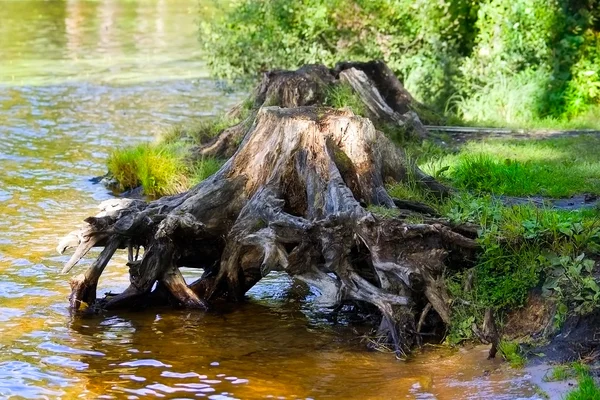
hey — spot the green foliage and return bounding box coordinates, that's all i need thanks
[406,133,600,343]
[498,340,526,368]
[204,0,600,125]
[542,252,600,315]
[441,190,599,343]
[445,269,485,345]
[107,143,189,197]
[449,69,550,125]
[448,193,599,307]
[107,139,225,197]
[421,135,600,197]
[564,363,600,400]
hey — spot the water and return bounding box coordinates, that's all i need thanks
[0,1,543,398]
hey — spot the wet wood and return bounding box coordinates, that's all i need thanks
[57,61,479,356]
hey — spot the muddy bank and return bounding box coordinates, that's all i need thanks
[505,292,600,366]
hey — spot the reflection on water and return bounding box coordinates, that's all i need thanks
[0,1,543,399]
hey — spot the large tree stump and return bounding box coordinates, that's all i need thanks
[57,61,477,356]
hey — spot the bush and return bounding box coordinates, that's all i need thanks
[203,0,600,125]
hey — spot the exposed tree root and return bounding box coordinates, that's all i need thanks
[57,61,479,356]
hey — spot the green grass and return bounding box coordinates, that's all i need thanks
[544,365,577,382]
[564,363,600,400]
[420,135,600,197]
[324,83,368,117]
[190,157,224,185]
[498,340,526,368]
[107,114,238,197]
[107,142,225,197]
[107,142,189,197]
[159,114,242,146]
[385,179,600,344]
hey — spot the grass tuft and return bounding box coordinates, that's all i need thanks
[564,363,600,400]
[498,340,526,368]
[190,157,224,185]
[544,365,576,382]
[324,83,368,117]
[107,142,224,197]
[107,143,189,197]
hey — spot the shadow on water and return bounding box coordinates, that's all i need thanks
[58,274,540,399]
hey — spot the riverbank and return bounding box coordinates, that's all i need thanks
[105,66,600,374]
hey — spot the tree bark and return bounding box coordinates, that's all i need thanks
[57,61,477,356]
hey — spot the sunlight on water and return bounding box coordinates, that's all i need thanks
[0,1,544,399]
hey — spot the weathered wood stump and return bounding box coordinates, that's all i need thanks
[57,61,477,357]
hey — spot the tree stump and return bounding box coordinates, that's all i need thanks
[57,61,478,357]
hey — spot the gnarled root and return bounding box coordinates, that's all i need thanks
[57,62,478,355]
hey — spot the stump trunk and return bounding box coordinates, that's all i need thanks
[57,61,478,356]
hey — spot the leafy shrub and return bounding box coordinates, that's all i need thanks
[203,0,600,125]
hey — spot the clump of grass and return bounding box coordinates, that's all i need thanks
[107,142,225,197]
[109,112,237,197]
[564,363,600,400]
[543,365,576,382]
[324,83,368,117]
[107,142,189,197]
[190,157,224,185]
[498,340,526,368]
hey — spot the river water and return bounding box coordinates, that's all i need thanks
[0,1,545,399]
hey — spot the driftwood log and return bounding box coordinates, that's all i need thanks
[57,61,478,357]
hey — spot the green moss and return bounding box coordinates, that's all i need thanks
[331,147,355,176]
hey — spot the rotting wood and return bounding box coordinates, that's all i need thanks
[57,61,479,357]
